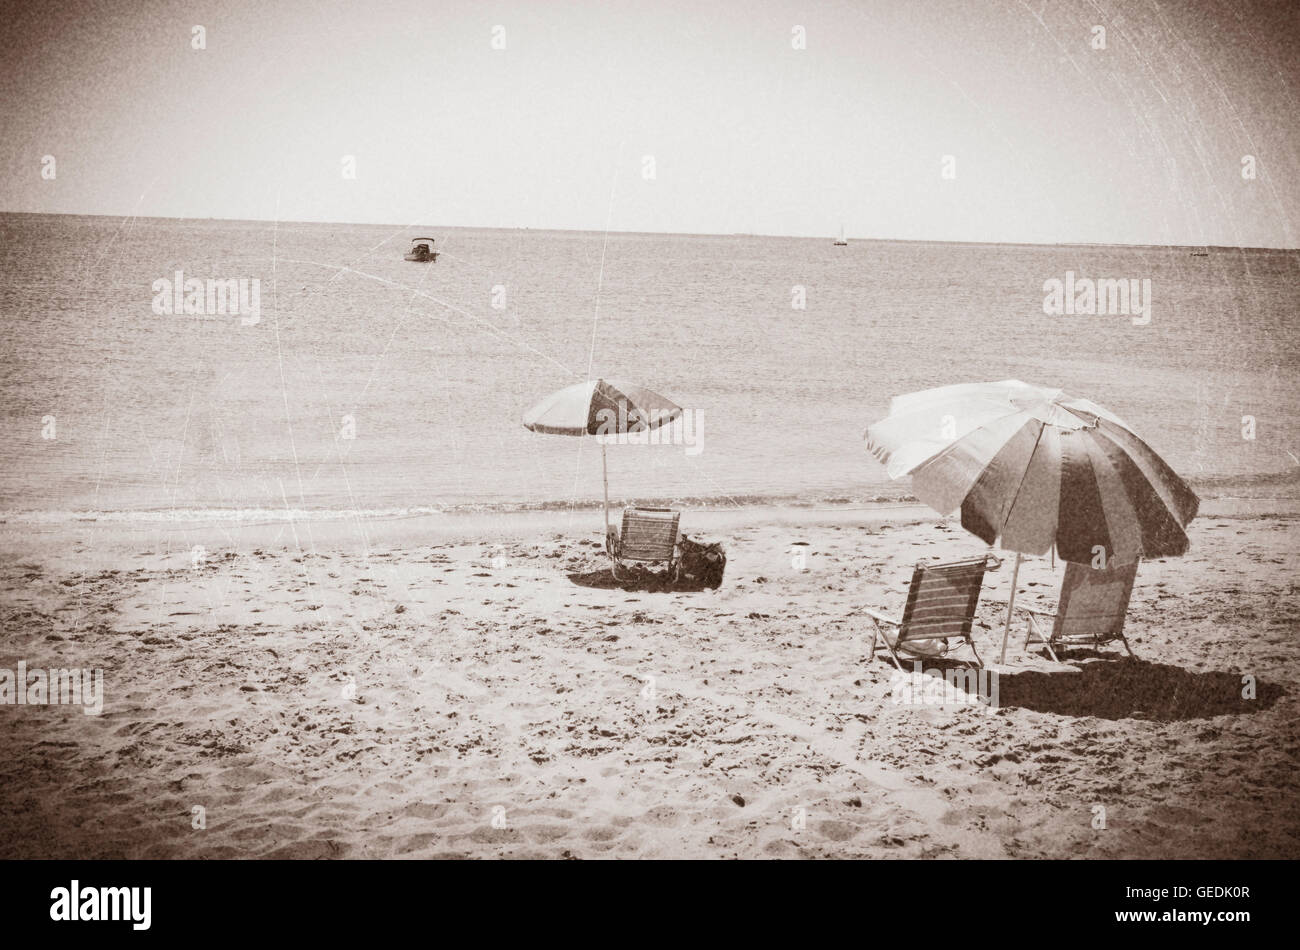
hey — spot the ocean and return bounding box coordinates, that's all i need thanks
[1,213,1297,523]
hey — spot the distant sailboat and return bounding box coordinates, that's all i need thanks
[833,224,848,246]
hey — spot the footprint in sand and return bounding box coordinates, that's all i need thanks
[816,819,859,842]
[763,838,802,856]
[523,824,569,843]
[465,826,521,845]
[399,802,450,821]
[263,839,345,859]
[391,833,440,855]
[215,766,273,788]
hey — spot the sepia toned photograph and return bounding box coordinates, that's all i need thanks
[0,0,1296,894]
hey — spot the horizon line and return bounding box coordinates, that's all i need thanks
[2,209,1296,254]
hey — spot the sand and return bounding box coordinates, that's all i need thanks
[0,501,1296,859]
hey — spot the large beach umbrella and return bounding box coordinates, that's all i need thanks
[523,378,683,529]
[864,379,1199,661]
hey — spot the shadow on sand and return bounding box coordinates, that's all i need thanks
[565,567,715,593]
[993,657,1283,721]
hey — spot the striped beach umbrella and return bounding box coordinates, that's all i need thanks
[865,379,1199,660]
[523,379,683,528]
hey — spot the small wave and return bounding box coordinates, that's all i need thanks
[1187,467,1300,497]
[0,506,449,526]
[0,490,924,525]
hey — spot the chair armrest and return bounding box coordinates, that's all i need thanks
[862,607,901,628]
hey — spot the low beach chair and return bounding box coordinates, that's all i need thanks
[606,507,681,581]
[864,555,996,669]
[1019,559,1139,660]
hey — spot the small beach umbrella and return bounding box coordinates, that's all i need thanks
[864,379,1199,661]
[523,379,683,530]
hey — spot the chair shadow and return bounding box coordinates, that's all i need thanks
[993,657,1283,722]
[566,567,714,593]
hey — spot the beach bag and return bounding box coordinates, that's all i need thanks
[678,535,726,589]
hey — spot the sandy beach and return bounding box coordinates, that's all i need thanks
[1,500,1296,860]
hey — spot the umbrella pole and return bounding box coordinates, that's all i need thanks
[999,553,1023,664]
[601,441,610,532]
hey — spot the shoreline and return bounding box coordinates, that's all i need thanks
[1,495,1295,564]
[2,467,1295,535]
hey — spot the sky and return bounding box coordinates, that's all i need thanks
[1,0,1297,246]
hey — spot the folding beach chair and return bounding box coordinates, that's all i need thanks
[863,555,996,669]
[606,507,681,581]
[1019,559,1139,660]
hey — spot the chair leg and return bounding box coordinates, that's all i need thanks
[1120,634,1137,659]
[881,633,906,671]
[869,617,906,669]
[966,639,984,669]
[1026,615,1060,662]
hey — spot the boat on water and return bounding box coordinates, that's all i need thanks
[833,225,848,246]
[404,237,439,262]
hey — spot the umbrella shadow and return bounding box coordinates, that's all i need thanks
[566,567,714,593]
[994,657,1283,721]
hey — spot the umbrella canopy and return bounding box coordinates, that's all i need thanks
[523,379,683,530]
[523,378,682,437]
[865,379,1199,565]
